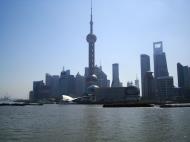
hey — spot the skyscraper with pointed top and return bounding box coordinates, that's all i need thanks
[86,0,98,88]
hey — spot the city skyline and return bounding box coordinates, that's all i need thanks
[1,0,190,98]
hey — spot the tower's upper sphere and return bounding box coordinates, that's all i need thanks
[86,33,97,43]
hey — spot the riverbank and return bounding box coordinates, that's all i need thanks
[0,102,43,106]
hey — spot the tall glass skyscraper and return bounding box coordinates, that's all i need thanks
[153,41,169,78]
[111,63,121,87]
[153,41,174,100]
[140,54,150,97]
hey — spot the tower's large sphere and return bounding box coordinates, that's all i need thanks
[86,34,97,43]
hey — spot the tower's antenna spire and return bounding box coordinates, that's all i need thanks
[90,0,93,34]
[91,0,92,15]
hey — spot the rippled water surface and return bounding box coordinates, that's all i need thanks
[0,104,190,142]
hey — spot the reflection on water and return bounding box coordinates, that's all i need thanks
[0,105,190,142]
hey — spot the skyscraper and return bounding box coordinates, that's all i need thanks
[75,73,85,97]
[86,0,98,88]
[177,63,185,88]
[153,41,169,78]
[59,69,76,97]
[177,63,190,89]
[153,41,174,100]
[32,80,50,100]
[143,71,155,99]
[111,63,121,87]
[45,73,59,96]
[140,54,150,97]
[184,66,190,88]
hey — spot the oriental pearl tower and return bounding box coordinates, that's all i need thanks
[86,0,99,91]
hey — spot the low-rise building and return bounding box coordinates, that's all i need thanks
[94,86,140,103]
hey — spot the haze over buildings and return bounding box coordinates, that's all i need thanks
[0,0,190,98]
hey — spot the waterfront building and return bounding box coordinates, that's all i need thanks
[29,91,34,101]
[33,80,44,100]
[143,71,156,100]
[45,73,59,96]
[177,63,190,99]
[177,63,185,88]
[95,86,140,103]
[183,66,190,88]
[156,76,174,100]
[153,41,169,78]
[75,73,85,97]
[32,80,51,100]
[140,54,150,97]
[59,69,76,97]
[153,41,173,100]
[111,63,121,87]
[94,66,110,87]
[177,63,190,88]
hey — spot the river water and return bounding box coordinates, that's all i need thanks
[0,104,190,142]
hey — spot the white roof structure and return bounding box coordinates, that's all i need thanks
[62,95,75,102]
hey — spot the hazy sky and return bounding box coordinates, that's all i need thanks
[0,0,190,99]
